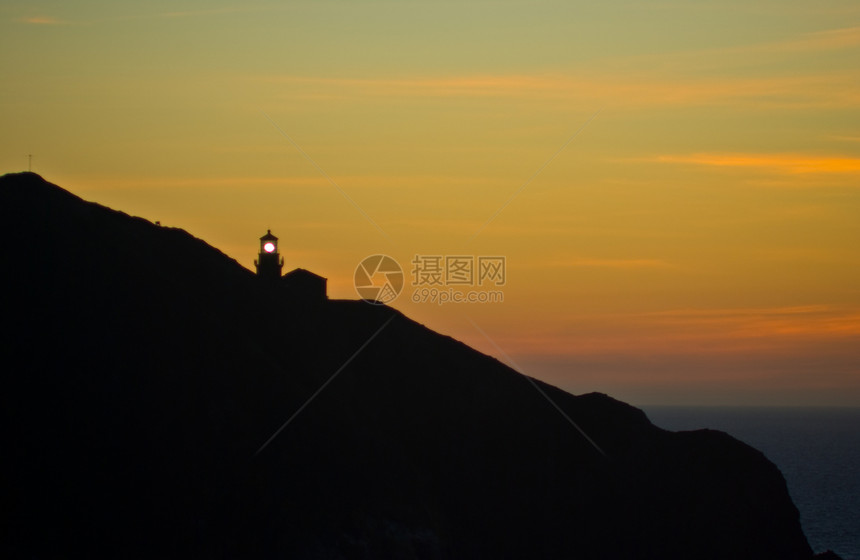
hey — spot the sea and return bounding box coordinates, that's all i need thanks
[642,406,860,560]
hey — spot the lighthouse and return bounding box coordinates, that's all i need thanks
[254,230,283,280]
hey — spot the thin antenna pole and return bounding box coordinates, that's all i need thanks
[28,154,32,172]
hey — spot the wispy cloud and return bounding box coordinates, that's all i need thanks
[756,26,860,53]
[159,7,266,19]
[593,25,860,75]
[17,6,276,26]
[19,16,69,25]
[547,258,671,269]
[277,25,860,111]
[257,23,860,111]
[483,305,860,359]
[265,74,562,98]
[263,71,860,109]
[654,153,860,174]
[640,305,860,339]
[830,135,860,143]
[77,176,330,190]
[76,173,503,193]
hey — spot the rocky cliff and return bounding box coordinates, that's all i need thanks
[1,172,815,559]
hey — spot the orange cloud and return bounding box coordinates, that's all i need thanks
[20,16,68,25]
[74,174,485,192]
[763,26,860,52]
[639,305,860,339]
[476,305,860,359]
[257,26,860,110]
[262,72,860,109]
[265,74,560,99]
[17,7,273,27]
[547,258,671,269]
[654,153,860,174]
[74,175,330,191]
[158,7,273,19]
[595,25,860,77]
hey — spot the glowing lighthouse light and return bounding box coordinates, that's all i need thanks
[256,230,283,279]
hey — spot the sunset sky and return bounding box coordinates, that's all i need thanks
[2,0,859,405]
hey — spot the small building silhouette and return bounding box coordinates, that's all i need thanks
[254,230,327,300]
[282,268,327,301]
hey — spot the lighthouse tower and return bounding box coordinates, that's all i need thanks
[254,230,283,280]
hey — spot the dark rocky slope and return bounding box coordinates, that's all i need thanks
[1,172,816,558]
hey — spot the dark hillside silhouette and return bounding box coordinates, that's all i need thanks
[1,172,821,558]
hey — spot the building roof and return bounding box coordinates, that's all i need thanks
[282,267,326,281]
[260,229,278,241]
